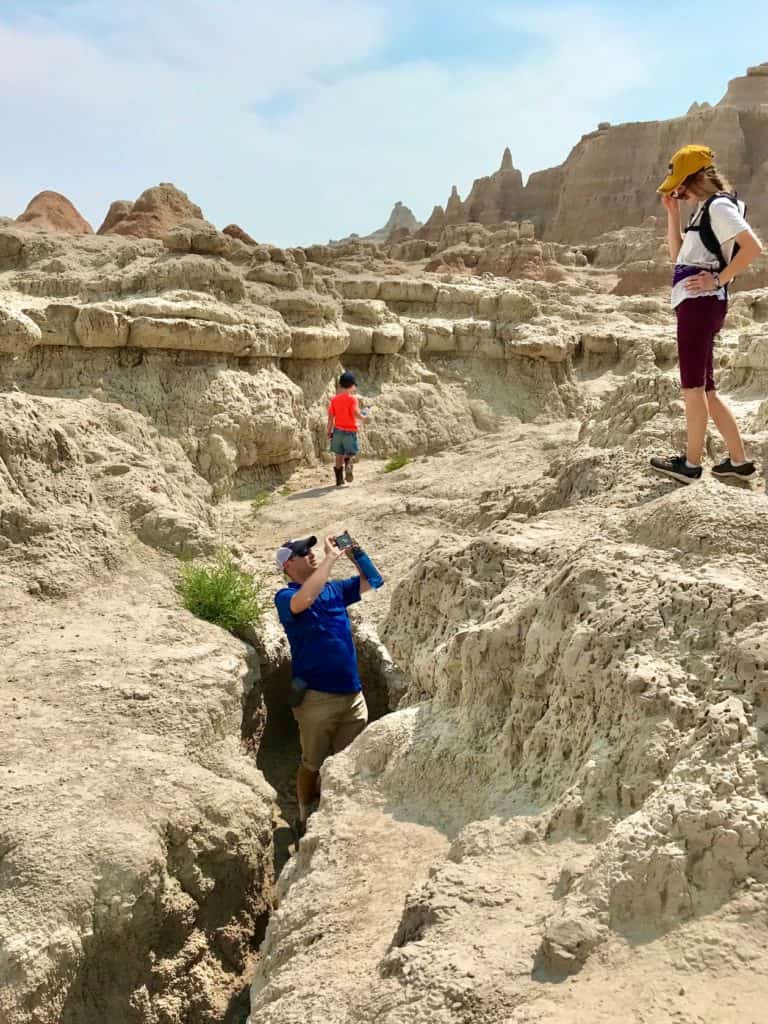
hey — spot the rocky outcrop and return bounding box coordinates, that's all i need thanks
[223,223,257,246]
[417,204,447,242]
[98,183,205,238]
[0,385,277,1022]
[718,61,768,109]
[97,199,134,235]
[332,201,422,246]
[462,147,525,226]
[15,191,93,234]
[0,581,275,1024]
[249,353,768,1023]
[415,65,768,245]
[395,219,586,281]
[2,220,637,498]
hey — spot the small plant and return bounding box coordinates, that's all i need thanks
[251,491,271,513]
[178,549,264,634]
[383,453,410,473]
[279,484,292,496]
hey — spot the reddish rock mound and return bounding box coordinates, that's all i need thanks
[98,183,204,239]
[97,199,134,235]
[222,223,257,245]
[16,191,93,234]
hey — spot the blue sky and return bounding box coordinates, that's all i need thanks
[1,1,766,245]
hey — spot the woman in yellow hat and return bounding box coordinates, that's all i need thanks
[651,144,762,484]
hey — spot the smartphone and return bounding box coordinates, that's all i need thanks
[335,531,353,550]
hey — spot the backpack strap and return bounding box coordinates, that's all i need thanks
[684,192,737,272]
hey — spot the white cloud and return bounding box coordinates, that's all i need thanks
[0,2,665,243]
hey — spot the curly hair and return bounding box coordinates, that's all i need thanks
[682,163,733,197]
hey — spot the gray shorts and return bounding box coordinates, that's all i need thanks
[330,429,359,456]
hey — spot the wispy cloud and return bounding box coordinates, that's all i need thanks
[0,2,696,243]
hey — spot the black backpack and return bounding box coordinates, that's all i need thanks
[685,192,747,272]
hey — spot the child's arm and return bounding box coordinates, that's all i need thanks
[353,396,363,428]
[326,409,335,437]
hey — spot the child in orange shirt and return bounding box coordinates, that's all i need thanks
[327,371,362,487]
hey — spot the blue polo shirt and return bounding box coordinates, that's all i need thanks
[274,577,362,693]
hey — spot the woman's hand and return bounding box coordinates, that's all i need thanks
[660,193,680,215]
[684,271,718,294]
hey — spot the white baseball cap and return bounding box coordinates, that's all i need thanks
[275,535,317,570]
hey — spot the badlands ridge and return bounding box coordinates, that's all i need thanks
[1,63,768,1024]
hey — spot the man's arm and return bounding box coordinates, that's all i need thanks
[345,539,371,594]
[290,537,344,614]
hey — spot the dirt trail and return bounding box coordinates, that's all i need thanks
[226,420,575,620]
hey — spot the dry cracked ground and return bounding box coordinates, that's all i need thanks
[2,216,768,1024]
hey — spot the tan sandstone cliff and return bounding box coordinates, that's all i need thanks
[417,63,768,245]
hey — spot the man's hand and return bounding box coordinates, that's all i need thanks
[684,270,718,294]
[343,537,362,563]
[323,535,344,561]
[343,536,372,592]
[289,536,343,614]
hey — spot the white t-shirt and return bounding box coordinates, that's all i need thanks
[671,196,752,308]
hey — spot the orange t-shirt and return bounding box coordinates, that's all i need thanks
[329,392,359,432]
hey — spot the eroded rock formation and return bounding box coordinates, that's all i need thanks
[415,64,768,245]
[332,201,422,246]
[15,191,94,235]
[97,183,205,238]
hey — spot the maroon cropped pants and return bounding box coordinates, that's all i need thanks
[675,296,727,392]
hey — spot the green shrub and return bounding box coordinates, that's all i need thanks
[178,549,264,634]
[383,453,410,473]
[251,490,271,513]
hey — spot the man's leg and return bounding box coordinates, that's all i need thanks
[296,766,320,812]
[332,692,368,754]
[292,694,334,830]
[683,387,708,465]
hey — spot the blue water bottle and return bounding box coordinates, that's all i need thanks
[352,545,384,589]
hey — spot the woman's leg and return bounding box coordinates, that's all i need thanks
[706,391,746,462]
[683,387,709,465]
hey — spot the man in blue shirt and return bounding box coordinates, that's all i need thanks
[274,533,372,837]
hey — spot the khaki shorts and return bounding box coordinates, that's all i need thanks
[292,689,368,772]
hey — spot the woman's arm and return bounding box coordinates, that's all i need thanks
[661,194,682,261]
[685,229,764,295]
[719,229,763,287]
